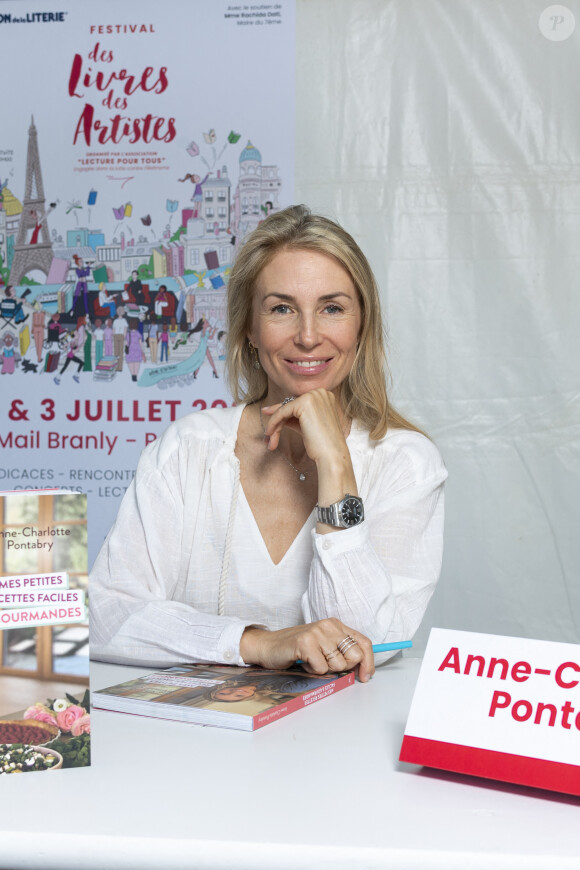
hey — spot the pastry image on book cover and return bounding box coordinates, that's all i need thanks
[93,664,355,731]
[0,490,91,773]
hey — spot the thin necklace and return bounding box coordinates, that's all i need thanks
[259,405,311,482]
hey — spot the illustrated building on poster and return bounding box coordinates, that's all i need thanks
[9,118,54,287]
[2,131,281,284]
[232,141,282,242]
[0,187,23,270]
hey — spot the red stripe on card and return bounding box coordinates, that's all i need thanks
[399,735,580,797]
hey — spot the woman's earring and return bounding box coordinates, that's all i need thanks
[248,341,261,370]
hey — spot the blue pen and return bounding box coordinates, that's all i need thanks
[371,641,412,653]
[296,640,412,663]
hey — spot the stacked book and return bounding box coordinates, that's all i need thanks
[93,356,118,381]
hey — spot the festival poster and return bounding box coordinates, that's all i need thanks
[0,0,295,562]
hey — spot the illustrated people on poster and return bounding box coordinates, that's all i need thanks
[1,333,20,374]
[125,317,147,382]
[93,318,104,367]
[128,270,145,306]
[182,315,203,341]
[259,200,274,223]
[81,316,92,372]
[194,317,219,380]
[3,286,28,325]
[56,330,83,384]
[98,282,117,318]
[147,313,159,363]
[113,307,128,371]
[154,284,170,319]
[172,318,190,351]
[71,255,91,316]
[75,314,86,356]
[178,172,211,217]
[175,278,187,325]
[31,301,46,363]
[103,317,114,357]
[169,315,179,346]
[141,309,151,343]
[46,312,65,349]
[137,318,209,387]
[159,321,169,363]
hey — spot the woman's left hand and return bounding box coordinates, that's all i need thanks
[261,389,358,515]
[261,388,347,465]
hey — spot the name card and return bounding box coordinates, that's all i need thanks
[399,628,580,796]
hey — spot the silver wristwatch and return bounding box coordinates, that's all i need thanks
[316,494,364,528]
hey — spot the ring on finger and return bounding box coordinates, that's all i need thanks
[281,395,296,406]
[323,648,340,662]
[337,635,359,656]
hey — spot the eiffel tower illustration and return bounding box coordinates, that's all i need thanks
[9,117,54,286]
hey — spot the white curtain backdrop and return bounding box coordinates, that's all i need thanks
[296,0,580,649]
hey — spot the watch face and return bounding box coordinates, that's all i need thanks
[340,497,364,526]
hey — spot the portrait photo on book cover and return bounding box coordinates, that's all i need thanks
[101,665,345,716]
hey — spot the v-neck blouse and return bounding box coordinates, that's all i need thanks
[90,404,447,668]
[229,482,315,627]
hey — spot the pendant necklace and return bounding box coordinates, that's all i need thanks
[259,403,310,482]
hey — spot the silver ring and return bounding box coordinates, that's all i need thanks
[281,396,296,406]
[337,635,359,656]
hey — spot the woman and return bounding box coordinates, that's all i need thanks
[147,313,159,363]
[90,206,447,683]
[193,317,219,379]
[80,315,92,372]
[154,284,170,319]
[125,317,147,382]
[159,321,169,362]
[31,301,46,363]
[98,282,117,319]
[178,171,211,216]
[72,255,90,315]
[57,329,84,383]
[93,318,104,367]
[1,333,19,374]
[128,270,146,306]
[103,317,114,357]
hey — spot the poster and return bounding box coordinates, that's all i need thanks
[0,0,295,562]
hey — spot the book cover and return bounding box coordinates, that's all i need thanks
[93,663,355,732]
[0,490,91,773]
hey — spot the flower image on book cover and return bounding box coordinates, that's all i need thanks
[0,490,90,773]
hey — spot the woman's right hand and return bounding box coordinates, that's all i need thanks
[239,618,374,682]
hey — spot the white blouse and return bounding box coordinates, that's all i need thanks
[90,404,447,667]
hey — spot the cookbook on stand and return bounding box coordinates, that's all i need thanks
[0,489,91,773]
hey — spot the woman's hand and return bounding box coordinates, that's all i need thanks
[261,389,359,528]
[261,388,346,463]
[240,618,375,682]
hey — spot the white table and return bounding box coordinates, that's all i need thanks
[1,657,580,869]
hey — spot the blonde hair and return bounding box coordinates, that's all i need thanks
[226,205,422,439]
